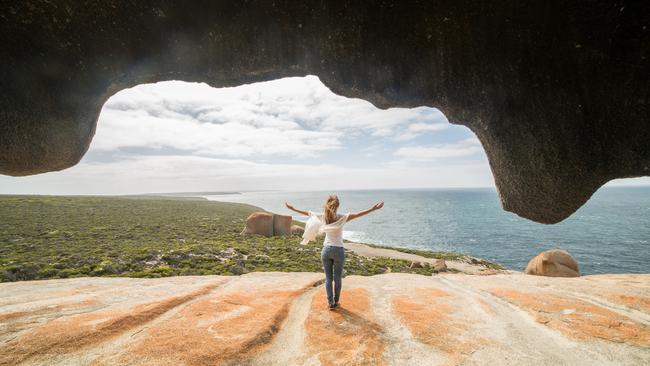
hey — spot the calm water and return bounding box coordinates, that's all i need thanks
[204,187,650,274]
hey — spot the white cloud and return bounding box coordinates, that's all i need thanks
[605,177,650,186]
[93,76,449,159]
[394,138,485,161]
[0,76,498,195]
[394,122,449,141]
[0,154,495,195]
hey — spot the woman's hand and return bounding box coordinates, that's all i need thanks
[349,201,384,221]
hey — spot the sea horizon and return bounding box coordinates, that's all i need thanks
[4,182,650,197]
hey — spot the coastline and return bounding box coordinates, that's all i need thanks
[201,188,650,276]
[204,195,508,275]
[343,240,510,275]
[0,195,506,282]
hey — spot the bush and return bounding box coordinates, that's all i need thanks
[1,264,40,281]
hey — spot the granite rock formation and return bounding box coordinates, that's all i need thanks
[241,211,293,237]
[525,249,581,277]
[272,214,293,236]
[290,225,305,235]
[1,2,648,223]
[1,273,649,365]
[240,212,274,237]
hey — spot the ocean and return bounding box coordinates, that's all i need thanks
[203,187,649,275]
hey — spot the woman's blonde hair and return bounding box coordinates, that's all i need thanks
[323,195,339,224]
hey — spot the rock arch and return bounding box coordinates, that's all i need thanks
[0,1,648,223]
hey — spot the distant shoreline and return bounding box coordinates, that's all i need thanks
[183,194,509,274]
[2,195,479,282]
[132,191,242,197]
[198,188,650,275]
[199,194,507,273]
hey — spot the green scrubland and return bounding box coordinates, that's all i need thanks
[0,195,501,282]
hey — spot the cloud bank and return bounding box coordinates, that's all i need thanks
[96,76,450,158]
[0,76,495,194]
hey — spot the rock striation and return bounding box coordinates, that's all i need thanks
[1,2,648,223]
[1,272,648,365]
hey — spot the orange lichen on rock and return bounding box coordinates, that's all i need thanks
[0,310,29,322]
[0,298,98,323]
[112,286,315,365]
[606,294,650,313]
[392,289,455,349]
[305,288,386,366]
[391,288,488,365]
[477,298,496,315]
[489,288,650,346]
[0,282,220,366]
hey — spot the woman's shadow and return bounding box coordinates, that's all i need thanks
[327,305,383,335]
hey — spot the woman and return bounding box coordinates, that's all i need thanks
[285,195,384,309]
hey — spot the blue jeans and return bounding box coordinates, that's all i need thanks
[321,245,345,305]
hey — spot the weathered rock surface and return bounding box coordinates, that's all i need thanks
[241,212,274,237]
[241,211,292,237]
[290,224,305,235]
[432,259,447,272]
[272,214,292,236]
[1,272,649,365]
[525,249,581,277]
[1,2,648,223]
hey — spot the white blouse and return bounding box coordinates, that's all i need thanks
[301,211,350,246]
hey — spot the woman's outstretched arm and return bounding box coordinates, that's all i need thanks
[285,202,310,216]
[348,201,384,221]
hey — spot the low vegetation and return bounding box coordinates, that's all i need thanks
[0,195,450,282]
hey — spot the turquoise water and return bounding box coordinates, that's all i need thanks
[204,187,649,274]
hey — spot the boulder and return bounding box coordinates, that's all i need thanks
[241,212,273,237]
[241,212,292,237]
[432,259,447,272]
[409,261,423,269]
[1,2,649,224]
[272,214,292,236]
[525,249,580,277]
[290,225,305,235]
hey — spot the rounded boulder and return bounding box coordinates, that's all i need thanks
[241,212,293,237]
[241,212,274,237]
[525,249,580,277]
[290,225,305,235]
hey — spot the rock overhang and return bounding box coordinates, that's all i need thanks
[0,1,648,224]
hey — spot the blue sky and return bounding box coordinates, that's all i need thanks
[0,76,647,194]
